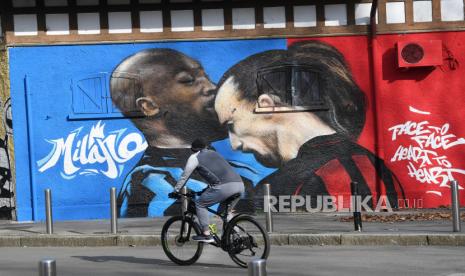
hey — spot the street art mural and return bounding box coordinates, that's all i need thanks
[375,32,465,208]
[8,34,465,221]
[110,47,276,217]
[9,39,282,221]
[214,41,403,210]
[110,48,227,217]
[111,40,403,217]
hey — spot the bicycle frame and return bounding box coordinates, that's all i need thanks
[179,192,240,251]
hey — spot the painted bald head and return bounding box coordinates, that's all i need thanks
[111,48,226,143]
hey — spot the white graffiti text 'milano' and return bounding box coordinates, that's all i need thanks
[37,121,147,179]
[388,109,465,190]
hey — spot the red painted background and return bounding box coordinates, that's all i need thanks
[289,32,465,208]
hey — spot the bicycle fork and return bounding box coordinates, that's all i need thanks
[178,219,193,243]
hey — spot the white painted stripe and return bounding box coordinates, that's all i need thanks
[426,191,442,196]
[409,106,431,115]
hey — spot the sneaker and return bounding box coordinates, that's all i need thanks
[192,234,214,243]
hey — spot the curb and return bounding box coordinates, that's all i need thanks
[1,233,464,247]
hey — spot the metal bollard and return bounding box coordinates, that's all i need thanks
[351,182,362,232]
[264,183,273,233]
[181,186,188,213]
[39,259,56,276]
[45,189,53,235]
[110,187,118,234]
[248,259,267,276]
[450,180,462,232]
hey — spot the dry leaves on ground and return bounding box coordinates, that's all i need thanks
[339,212,465,222]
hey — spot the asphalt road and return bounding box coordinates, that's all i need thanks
[0,245,464,276]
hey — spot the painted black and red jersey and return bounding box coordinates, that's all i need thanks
[257,133,405,209]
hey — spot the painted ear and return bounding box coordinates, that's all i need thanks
[257,94,276,108]
[136,97,160,117]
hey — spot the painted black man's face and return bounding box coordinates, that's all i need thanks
[146,56,226,142]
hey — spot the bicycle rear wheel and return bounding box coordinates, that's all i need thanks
[161,216,204,265]
[224,215,270,268]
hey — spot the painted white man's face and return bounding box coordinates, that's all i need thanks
[215,77,282,167]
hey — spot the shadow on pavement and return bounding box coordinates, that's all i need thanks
[72,255,239,269]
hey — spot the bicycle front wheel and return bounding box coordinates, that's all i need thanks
[161,216,204,265]
[225,215,270,268]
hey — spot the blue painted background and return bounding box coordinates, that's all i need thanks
[9,39,286,221]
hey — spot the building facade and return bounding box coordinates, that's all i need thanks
[1,0,465,221]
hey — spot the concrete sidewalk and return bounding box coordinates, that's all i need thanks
[0,211,464,247]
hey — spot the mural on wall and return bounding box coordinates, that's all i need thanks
[214,41,403,209]
[14,35,465,221]
[37,121,147,179]
[110,48,274,217]
[0,97,14,219]
[9,39,283,221]
[388,106,465,206]
[109,40,404,217]
[110,48,227,217]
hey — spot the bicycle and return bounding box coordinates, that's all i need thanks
[161,190,270,268]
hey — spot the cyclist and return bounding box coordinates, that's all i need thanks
[169,138,245,242]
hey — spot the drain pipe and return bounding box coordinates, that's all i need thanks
[369,0,379,38]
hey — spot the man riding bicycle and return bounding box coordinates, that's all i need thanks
[170,138,245,243]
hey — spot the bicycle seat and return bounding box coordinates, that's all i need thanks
[223,193,241,206]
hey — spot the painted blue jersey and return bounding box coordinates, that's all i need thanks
[117,139,276,217]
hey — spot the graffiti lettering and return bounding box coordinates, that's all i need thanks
[390,145,436,167]
[407,162,447,185]
[389,120,429,140]
[413,125,465,150]
[389,107,465,191]
[37,121,147,179]
[390,121,465,150]
[0,97,13,219]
